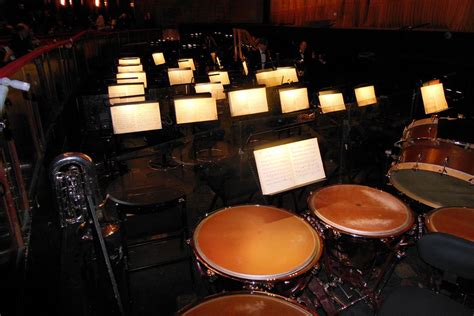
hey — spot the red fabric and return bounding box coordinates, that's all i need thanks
[271,0,474,31]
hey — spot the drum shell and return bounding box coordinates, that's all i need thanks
[397,140,474,176]
[403,120,437,141]
[312,220,404,270]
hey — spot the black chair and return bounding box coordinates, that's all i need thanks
[378,233,474,316]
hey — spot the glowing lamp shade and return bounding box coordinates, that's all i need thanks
[279,87,309,113]
[116,72,147,88]
[194,82,225,100]
[421,80,448,114]
[117,64,143,73]
[318,90,346,113]
[227,87,268,117]
[152,52,165,65]
[110,101,162,134]
[276,67,299,84]
[174,94,218,124]
[118,57,141,66]
[167,68,194,86]
[108,83,145,105]
[208,71,230,85]
[178,58,196,71]
[354,85,377,107]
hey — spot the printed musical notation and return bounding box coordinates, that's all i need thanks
[254,138,326,195]
[110,102,162,134]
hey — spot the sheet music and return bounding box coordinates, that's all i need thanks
[254,138,325,195]
[110,102,162,134]
[174,97,218,124]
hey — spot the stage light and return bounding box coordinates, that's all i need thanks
[152,52,165,65]
[318,90,346,113]
[178,58,196,71]
[167,68,194,86]
[208,71,230,85]
[227,86,268,117]
[118,57,141,66]
[354,85,377,107]
[421,80,448,114]
[279,86,309,113]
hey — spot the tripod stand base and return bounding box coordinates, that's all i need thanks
[148,157,181,171]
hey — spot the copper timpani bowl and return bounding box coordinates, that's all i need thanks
[425,207,474,242]
[307,184,414,238]
[178,291,318,316]
[192,205,323,282]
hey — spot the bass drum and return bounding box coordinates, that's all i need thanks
[178,291,318,315]
[425,207,474,242]
[389,117,474,208]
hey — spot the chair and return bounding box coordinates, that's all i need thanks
[377,233,474,316]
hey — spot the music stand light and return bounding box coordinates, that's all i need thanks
[110,101,162,134]
[117,64,143,73]
[354,85,377,107]
[178,58,196,71]
[174,93,218,124]
[208,71,230,85]
[152,52,165,65]
[421,80,448,114]
[118,57,141,66]
[116,72,148,88]
[255,69,281,87]
[279,86,309,113]
[194,82,225,100]
[318,90,346,113]
[108,83,145,105]
[276,67,299,84]
[242,60,249,76]
[227,86,268,117]
[168,68,194,86]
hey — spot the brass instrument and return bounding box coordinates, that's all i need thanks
[49,152,125,315]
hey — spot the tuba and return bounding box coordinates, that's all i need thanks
[49,152,101,228]
[49,152,125,315]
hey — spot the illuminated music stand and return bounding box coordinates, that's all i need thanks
[171,93,227,167]
[168,67,194,95]
[421,79,448,115]
[248,136,326,210]
[318,88,349,183]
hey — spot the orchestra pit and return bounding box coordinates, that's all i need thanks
[1,1,474,315]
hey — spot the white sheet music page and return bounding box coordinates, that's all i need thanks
[110,102,162,134]
[254,138,325,195]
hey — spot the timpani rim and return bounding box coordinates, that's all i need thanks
[177,290,317,315]
[308,184,415,238]
[192,204,323,282]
